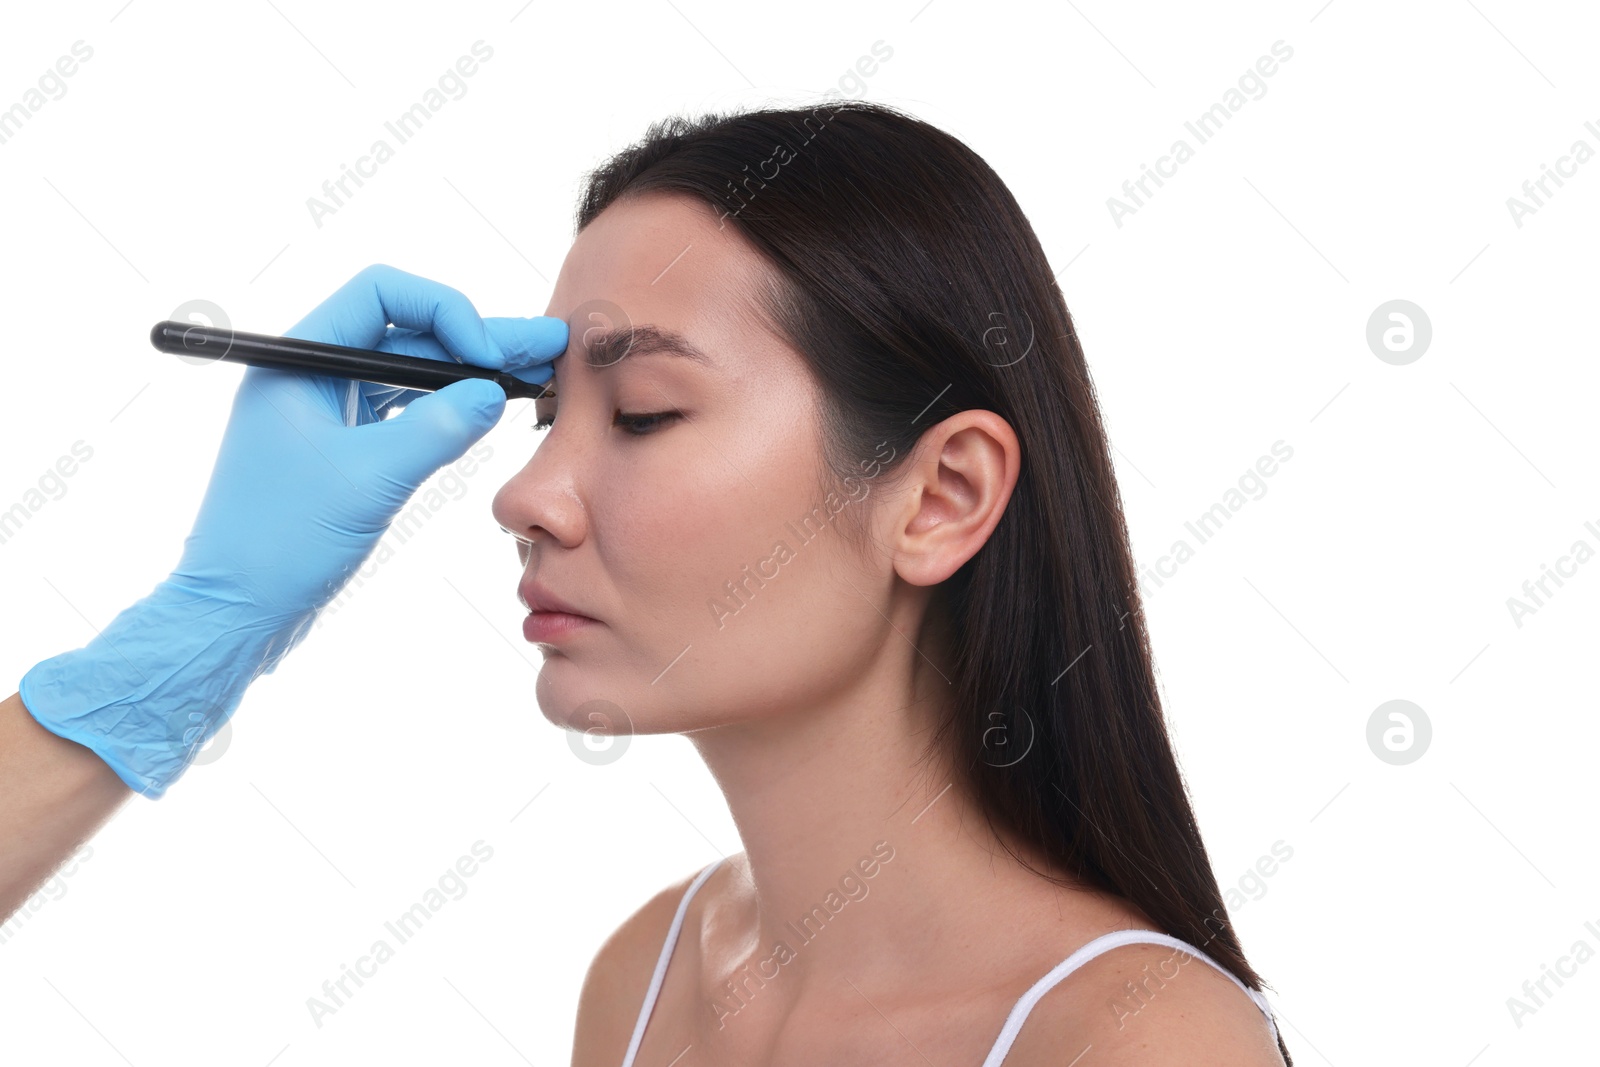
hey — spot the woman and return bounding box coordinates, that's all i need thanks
[497,102,1290,1065]
[1,99,1289,1064]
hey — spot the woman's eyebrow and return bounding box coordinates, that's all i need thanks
[581,323,715,369]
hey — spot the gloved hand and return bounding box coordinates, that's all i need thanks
[19,264,566,798]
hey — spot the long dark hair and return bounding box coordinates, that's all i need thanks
[576,99,1289,1063]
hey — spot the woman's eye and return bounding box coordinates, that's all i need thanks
[615,411,680,436]
[531,410,680,436]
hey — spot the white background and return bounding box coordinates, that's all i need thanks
[1,1,1596,1064]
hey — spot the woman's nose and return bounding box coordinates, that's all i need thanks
[490,445,587,553]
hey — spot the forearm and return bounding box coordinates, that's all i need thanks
[0,689,130,923]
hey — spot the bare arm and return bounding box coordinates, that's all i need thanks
[0,690,130,923]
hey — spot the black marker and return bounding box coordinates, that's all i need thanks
[149,320,552,400]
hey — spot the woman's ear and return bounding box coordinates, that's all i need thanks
[887,410,1020,588]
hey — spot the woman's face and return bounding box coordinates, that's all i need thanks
[492,191,898,738]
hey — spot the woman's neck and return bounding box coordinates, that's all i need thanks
[682,651,1124,1024]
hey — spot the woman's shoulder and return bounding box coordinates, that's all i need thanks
[570,857,724,1067]
[995,931,1286,1066]
[964,874,1283,1065]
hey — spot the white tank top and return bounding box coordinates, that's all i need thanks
[618,857,1280,1066]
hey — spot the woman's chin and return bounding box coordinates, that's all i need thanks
[536,690,639,738]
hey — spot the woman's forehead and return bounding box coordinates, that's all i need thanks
[545,193,769,319]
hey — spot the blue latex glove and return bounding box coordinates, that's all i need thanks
[19,265,567,798]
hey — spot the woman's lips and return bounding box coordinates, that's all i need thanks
[522,611,597,643]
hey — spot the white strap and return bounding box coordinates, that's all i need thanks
[618,857,725,1067]
[980,929,1280,1067]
